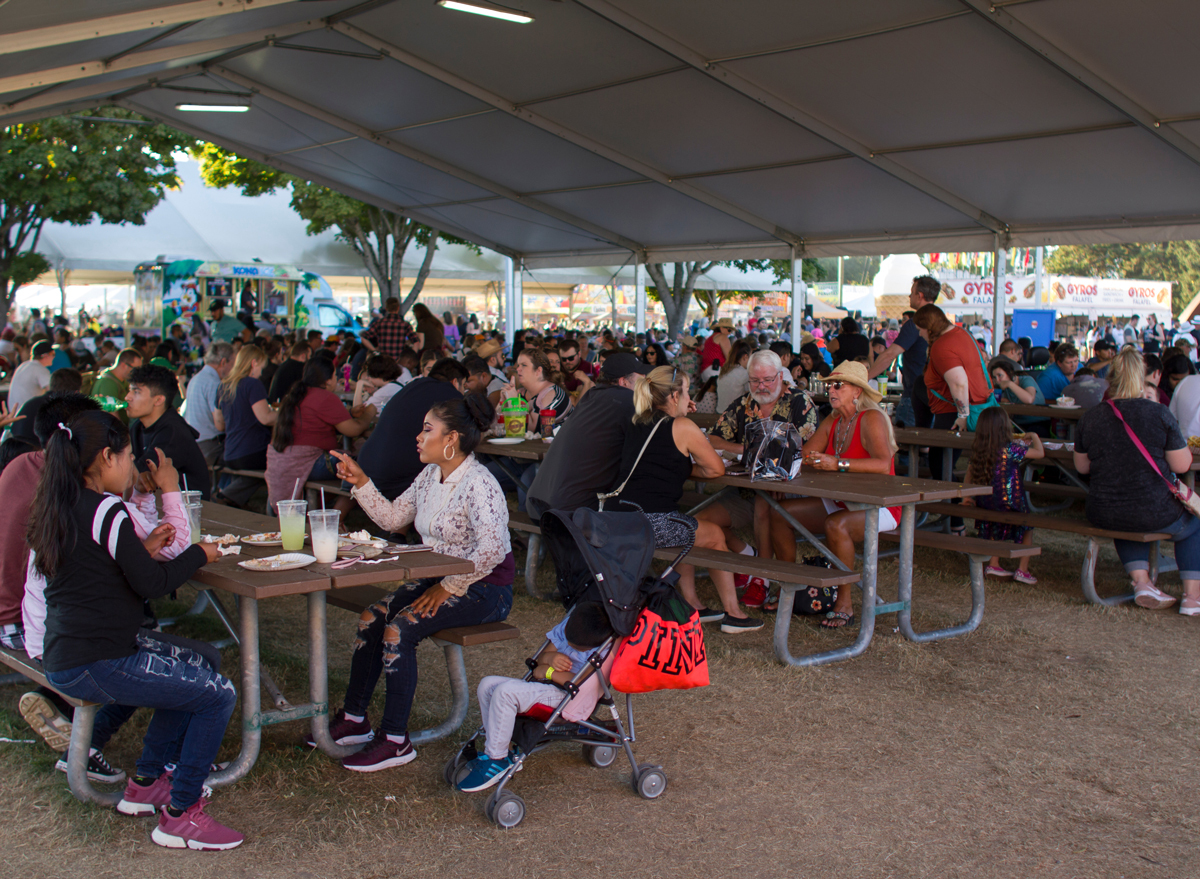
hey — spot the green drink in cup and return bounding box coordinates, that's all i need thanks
[277,500,308,551]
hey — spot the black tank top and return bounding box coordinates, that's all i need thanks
[614,414,693,514]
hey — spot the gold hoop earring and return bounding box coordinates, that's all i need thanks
[443,444,456,461]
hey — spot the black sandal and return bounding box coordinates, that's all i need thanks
[820,611,855,629]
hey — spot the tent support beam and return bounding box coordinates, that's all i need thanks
[573,0,1007,236]
[0,65,206,116]
[992,236,1006,356]
[121,97,520,260]
[635,261,646,335]
[790,245,803,353]
[958,0,1200,170]
[333,22,805,249]
[208,67,646,256]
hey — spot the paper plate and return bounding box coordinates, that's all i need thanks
[238,553,317,572]
[243,532,284,546]
[488,437,524,445]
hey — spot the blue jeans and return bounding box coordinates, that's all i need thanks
[343,568,513,736]
[1114,511,1200,580]
[47,637,236,810]
[309,452,339,481]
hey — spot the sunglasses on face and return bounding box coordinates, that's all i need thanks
[827,381,848,390]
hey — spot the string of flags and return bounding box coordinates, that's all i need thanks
[924,249,1038,274]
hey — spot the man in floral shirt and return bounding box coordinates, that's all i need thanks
[704,350,819,609]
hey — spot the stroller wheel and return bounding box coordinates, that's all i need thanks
[633,764,667,800]
[485,790,526,828]
[443,742,477,787]
[582,744,616,768]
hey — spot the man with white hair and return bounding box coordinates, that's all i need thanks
[701,349,819,610]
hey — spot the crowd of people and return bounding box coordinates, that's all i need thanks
[2,283,1198,851]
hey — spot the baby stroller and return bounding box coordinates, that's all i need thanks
[443,506,695,828]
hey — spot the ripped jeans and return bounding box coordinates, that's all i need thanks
[343,576,513,737]
[46,636,236,811]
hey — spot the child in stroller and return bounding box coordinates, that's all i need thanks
[456,601,613,793]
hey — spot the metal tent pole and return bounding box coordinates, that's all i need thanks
[503,256,515,349]
[790,245,803,353]
[634,261,646,335]
[514,259,524,333]
[1034,245,1044,303]
[992,236,1006,353]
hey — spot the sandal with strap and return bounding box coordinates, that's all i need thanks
[820,611,855,629]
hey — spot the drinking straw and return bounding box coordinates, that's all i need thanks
[292,478,301,500]
[320,486,326,510]
[183,474,189,492]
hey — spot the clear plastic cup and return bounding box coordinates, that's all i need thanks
[181,490,203,507]
[185,502,203,545]
[277,500,308,551]
[877,378,888,395]
[308,510,341,563]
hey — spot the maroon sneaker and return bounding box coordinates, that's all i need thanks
[733,572,750,591]
[741,577,768,609]
[341,732,417,773]
[116,774,173,816]
[152,799,244,851]
[304,709,374,748]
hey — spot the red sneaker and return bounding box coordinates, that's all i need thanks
[741,578,768,609]
[341,732,417,773]
[152,799,244,851]
[116,774,173,816]
[733,572,750,591]
[304,708,374,748]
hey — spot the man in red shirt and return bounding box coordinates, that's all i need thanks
[361,297,415,360]
[559,338,596,393]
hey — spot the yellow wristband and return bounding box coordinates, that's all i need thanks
[544,667,554,681]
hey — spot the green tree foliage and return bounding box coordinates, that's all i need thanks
[646,257,824,339]
[0,108,194,319]
[194,145,477,317]
[1046,242,1200,316]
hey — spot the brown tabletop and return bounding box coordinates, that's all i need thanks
[711,471,989,506]
[894,427,1200,470]
[1001,402,1086,420]
[688,412,719,429]
[477,439,550,460]
[320,551,475,589]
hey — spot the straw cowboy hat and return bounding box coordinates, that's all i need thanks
[712,317,735,330]
[826,361,882,402]
[474,338,505,359]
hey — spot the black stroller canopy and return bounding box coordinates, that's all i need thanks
[541,508,656,637]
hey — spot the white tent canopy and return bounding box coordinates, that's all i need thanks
[5,0,1200,272]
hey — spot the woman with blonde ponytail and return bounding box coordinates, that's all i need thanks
[612,366,763,633]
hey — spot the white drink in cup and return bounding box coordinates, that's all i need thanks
[308,510,340,563]
[277,500,308,551]
[185,503,203,545]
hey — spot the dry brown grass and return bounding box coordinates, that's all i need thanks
[1,516,1197,879]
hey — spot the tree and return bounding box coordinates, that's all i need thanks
[1046,242,1200,317]
[645,258,824,340]
[0,108,194,323]
[194,145,478,318]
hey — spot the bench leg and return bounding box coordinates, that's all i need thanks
[1080,537,1135,606]
[898,551,987,643]
[205,596,262,789]
[65,704,123,807]
[772,507,879,667]
[303,591,359,760]
[409,640,469,745]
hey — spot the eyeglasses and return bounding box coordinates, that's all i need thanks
[748,375,780,388]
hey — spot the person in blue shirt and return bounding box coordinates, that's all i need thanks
[1035,344,1079,402]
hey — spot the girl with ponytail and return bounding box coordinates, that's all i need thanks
[316,394,515,773]
[29,411,244,850]
[616,366,762,632]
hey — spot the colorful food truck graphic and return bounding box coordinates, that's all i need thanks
[133,259,330,336]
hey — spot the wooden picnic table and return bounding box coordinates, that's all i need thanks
[695,471,991,666]
[190,502,475,789]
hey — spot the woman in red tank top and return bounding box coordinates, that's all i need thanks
[699,318,733,372]
[766,362,899,629]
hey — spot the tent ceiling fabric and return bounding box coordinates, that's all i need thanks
[5,0,1200,267]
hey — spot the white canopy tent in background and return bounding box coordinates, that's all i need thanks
[5,1,1200,350]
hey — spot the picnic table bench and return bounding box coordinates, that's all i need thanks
[915,501,1169,606]
[0,646,117,806]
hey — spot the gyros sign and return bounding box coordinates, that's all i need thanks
[935,274,1171,316]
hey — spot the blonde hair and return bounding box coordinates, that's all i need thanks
[632,365,687,425]
[851,393,898,457]
[219,344,266,402]
[1106,347,1146,400]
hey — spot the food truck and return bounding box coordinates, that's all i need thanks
[132,258,336,338]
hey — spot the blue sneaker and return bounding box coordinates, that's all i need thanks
[456,754,513,792]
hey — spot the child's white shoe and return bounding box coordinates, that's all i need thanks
[1013,570,1037,585]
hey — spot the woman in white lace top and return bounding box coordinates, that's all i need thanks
[319,395,514,773]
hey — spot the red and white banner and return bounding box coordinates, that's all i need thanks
[936,275,1172,318]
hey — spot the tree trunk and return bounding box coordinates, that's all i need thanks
[55,262,69,317]
[398,230,440,318]
[646,261,716,341]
